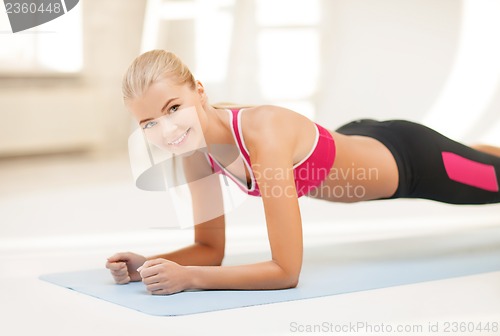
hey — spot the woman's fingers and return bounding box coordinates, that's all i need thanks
[145,282,164,293]
[139,264,162,279]
[139,260,167,293]
[115,275,131,285]
[106,260,130,284]
[106,260,125,270]
[142,274,162,292]
[141,273,160,285]
[106,252,149,284]
[107,252,129,263]
[137,259,187,295]
[138,258,167,277]
[105,256,185,293]
[111,266,128,278]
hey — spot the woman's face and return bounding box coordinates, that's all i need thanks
[127,78,208,155]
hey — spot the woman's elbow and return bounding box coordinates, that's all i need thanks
[213,253,224,266]
[285,275,300,289]
[272,261,301,289]
[211,247,225,266]
[279,269,300,289]
[196,241,225,266]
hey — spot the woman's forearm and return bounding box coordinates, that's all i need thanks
[148,242,224,267]
[187,260,299,290]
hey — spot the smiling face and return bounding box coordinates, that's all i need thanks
[127,78,209,155]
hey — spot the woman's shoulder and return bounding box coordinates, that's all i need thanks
[240,104,309,129]
[239,105,312,154]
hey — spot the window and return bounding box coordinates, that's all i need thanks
[256,0,320,119]
[142,0,320,119]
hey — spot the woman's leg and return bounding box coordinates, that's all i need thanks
[335,120,500,205]
[382,121,500,204]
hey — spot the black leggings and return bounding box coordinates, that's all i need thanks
[336,119,500,205]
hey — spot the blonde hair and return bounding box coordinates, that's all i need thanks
[122,50,196,101]
[122,49,255,111]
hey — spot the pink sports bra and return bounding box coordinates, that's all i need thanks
[206,109,336,197]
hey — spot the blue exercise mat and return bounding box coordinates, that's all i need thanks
[40,228,500,316]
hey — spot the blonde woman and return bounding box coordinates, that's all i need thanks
[106,50,500,295]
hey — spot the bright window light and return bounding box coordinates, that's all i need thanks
[195,0,233,83]
[422,0,500,140]
[258,29,319,100]
[256,0,320,26]
[141,0,321,119]
[256,0,320,118]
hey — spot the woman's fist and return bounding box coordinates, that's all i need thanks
[138,258,192,295]
[106,252,147,284]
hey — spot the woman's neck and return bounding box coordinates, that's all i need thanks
[203,106,235,146]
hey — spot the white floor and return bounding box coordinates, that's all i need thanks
[1,153,499,336]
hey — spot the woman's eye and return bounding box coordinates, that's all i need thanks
[169,105,180,113]
[143,121,158,130]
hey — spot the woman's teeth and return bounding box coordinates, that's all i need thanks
[168,128,190,145]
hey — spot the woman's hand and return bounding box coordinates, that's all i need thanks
[138,258,192,295]
[106,252,147,284]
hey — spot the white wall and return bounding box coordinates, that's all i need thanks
[317,0,500,144]
[317,0,461,125]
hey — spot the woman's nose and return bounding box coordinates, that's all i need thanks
[159,117,178,136]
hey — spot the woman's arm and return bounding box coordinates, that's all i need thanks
[189,109,303,289]
[148,214,225,266]
[106,214,224,284]
[140,156,302,292]
[107,151,226,283]
[139,107,304,293]
[187,153,303,290]
[148,150,226,266]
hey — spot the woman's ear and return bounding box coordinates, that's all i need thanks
[196,80,207,104]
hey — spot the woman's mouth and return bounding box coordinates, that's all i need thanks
[167,128,191,146]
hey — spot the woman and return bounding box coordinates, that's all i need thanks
[106,50,500,295]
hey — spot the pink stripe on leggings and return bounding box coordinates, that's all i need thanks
[442,152,498,192]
